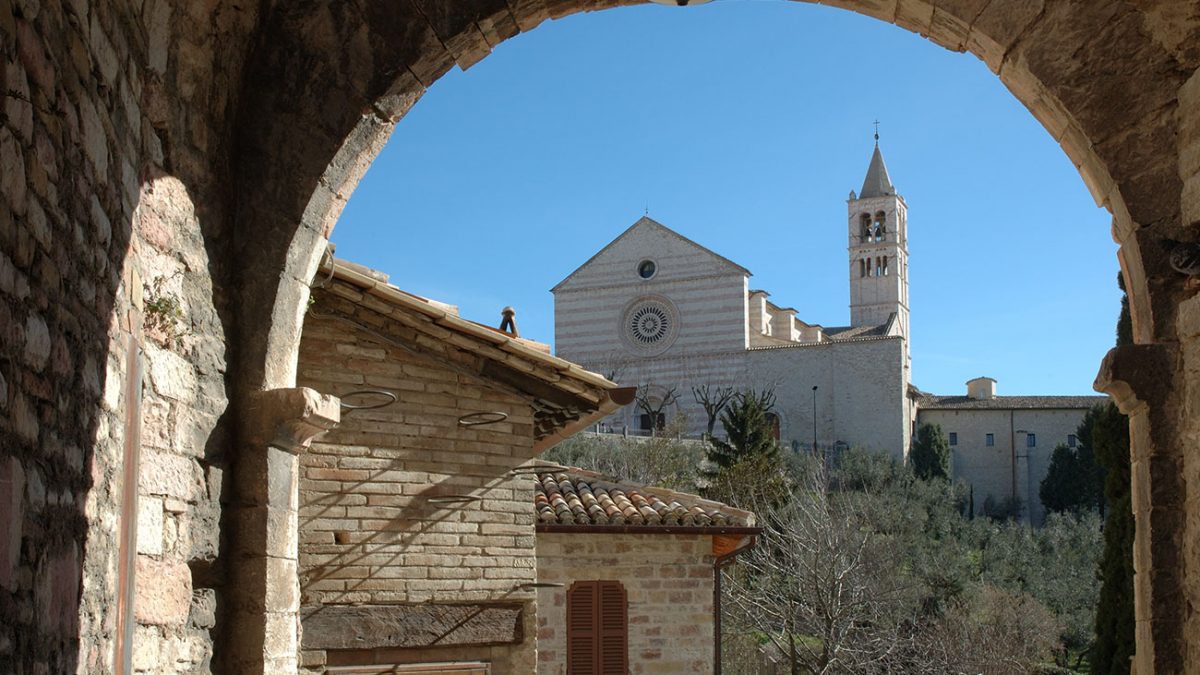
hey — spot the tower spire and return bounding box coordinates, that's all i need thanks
[859,143,894,199]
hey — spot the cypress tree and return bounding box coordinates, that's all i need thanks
[910,423,951,481]
[1092,271,1134,674]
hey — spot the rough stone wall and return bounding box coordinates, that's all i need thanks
[295,287,539,673]
[1,1,254,673]
[535,532,715,675]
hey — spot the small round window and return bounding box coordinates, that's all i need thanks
[637,260,657,279]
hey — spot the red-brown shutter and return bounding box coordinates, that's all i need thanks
[568,581,598,675]
[597,581,628,674]
[567,581,628,675]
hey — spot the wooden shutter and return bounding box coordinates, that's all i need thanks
[567,581,628,674]
[597,581,628,674]
[568,582,598,675]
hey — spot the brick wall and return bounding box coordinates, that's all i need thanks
[535,533,715,675]
[295,287,541,673]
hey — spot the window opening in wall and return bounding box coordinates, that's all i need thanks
[876,257,883,277]
[639,412,665,433]
[860,213,872,242]
[1027,433,1036,448]
[883,256,889,276]
[873,211,886,241]
[567,581,628,674]
[765,412,781,441]
[985,433,995,447]
[1068,434,1077,448]
[949,432,957,446]
[637,259,657,279]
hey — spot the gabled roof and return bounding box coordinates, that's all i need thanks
[551,216,752,292]
[313,257,636,450]
[858,144,896,199]
[533,466,757,534]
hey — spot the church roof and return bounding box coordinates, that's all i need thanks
[823,323,892,340]
[917,394,1109,410]
[858,144,896,199]
[551,216,751,292]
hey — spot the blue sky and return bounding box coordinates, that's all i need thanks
[330,1,1119,396]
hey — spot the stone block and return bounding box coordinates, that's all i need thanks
[139,449,202,501]
[147,345,197,402]
[23,313,50,371]
[136,496,163,555]
[134,556,192,626]
[131,625,160,671]
[190,588,217,629]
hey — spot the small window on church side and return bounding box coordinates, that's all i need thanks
[985,433,995,447]
[883,257,889,276]
[949,432,957,446]
[876,258,883,277]
[637,260,657,280]
[859,259,866,277]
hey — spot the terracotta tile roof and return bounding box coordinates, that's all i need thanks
[533,468,755,530]
[918,394,1109,410]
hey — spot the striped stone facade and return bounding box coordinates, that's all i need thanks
[553,216,916,461]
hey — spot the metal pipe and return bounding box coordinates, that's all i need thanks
[114,313,144,674]
[713,535,757,675]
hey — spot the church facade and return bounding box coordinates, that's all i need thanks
[552,143,1105,524]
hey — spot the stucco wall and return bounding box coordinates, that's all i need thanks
[535,532,716,675]
[919,407,1099,525]
[295,288,539,674]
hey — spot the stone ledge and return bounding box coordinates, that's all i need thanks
[301,603,523,650]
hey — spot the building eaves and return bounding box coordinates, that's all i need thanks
[318,258,636,449]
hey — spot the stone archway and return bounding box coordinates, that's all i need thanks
[1,1,1198,674]
[227,3,1200,672]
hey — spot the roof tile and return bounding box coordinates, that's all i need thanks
[533,469,754,530]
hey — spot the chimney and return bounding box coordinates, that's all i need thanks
[966,377,997,400]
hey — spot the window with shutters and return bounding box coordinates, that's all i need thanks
[566,580,628,674]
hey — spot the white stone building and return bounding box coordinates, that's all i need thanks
[552,142,1107,524]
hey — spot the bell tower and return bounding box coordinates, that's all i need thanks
[847,134,910,351]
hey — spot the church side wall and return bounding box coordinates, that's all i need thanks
[919,407,1097,525]
[747,338,908,459]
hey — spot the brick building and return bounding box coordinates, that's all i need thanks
[532,469,758,674]
[296,257,634,673]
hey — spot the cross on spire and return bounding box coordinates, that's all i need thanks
[873,120,880,144]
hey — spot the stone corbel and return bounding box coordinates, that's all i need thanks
[245,388,340,453]
[1094,343,1177,416]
